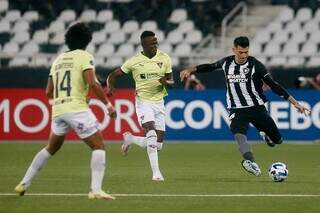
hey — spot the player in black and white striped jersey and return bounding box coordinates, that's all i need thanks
[180,36,310,177]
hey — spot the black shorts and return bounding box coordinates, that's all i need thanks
[229,105,282,142]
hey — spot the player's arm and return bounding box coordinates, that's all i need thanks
[46,76,54,99]
[257,61,311,115]
[84,68,117,118]
[106,68,125,97]
[180,60,223,82]
[159,73,174,86]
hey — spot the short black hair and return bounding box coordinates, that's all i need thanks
[65,22,92,50]
[140,31,155,40]
[234,36,249,48]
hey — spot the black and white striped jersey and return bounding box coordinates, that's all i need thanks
[196,56,290,109]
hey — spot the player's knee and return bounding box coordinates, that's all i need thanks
[146,130,157,149]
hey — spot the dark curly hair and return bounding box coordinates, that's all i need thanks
[65,22,92,51]
[234,36,249,48]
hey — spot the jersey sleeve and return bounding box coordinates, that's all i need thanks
[196,57,225,73]
[121,57,134,74]
[165,55,172,74]
[80,52,95,71]
[254,59,269,78]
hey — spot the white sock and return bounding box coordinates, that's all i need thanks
[146,130,161,177]
[127,134,146,148]
[90,150,106,193]
[21,148,51,187]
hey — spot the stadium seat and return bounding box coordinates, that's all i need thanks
[158,43,173,54]
[4,10,21,22]
[290,31,307,43]
[155,30,165,43]
[22,11,39,22]
[303,20,319,33]
[97,10,113,23]
[166,30,183,45]
[104,20,120,34]
[266,22,282,33]
[94,57,106,67]
[314,8,320,21]
[58,9,76,23]
[47,21,65,33]
[296,8,312,23]
[96,43,115,57]
[2,42,19,57]
[12,20,29,33]
[171,56,179,67]
[268,56,287,67]
[253,30,271,44]
[282,42,299,56]
[108,31,126,44]
[86,44,95,54]
[122,20,139,34]
[50,32,65,45]
[115,43,134,57]
[0,0,8,13]
[19,42,39,57]
[306,56,320,67]
[250,42,263,56]
[309,31,320,43]
[12,31,30,44]
[169,9,187,23]
[178,20,195,33]
[128,30,142,45]
[141,21,158,31]
[285,21,301,32]
[300,42,317,56]
[263,42,281,56]
[9,57,29,67]
[79,9,97,23]
[275,7,294,23]
[31,56,49,67]
[92,31,107,45]
[256,56,267,65]
[0,20,10,33]
[105,57,123,68]
[272,31,289,44]
[33,30,49,44]
[285,56,305,67]
[173,43,191,57]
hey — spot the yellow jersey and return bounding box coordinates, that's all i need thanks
[49,49,95,117]
[121,50,172,102]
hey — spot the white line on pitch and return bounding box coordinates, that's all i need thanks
[1,193,320,197]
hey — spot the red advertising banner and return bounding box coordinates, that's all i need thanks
[0,89,143,141]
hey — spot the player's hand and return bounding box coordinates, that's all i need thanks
[293,102,311,116]
[107,103,117,118]
[180,69,192,82]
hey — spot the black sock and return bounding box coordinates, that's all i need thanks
[243,152,255,162]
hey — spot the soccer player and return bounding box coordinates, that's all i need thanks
[180,36,310,176]
[106,31,173,181]
[14,23,117,200]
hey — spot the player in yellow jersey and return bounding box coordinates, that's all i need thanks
[14,23,117,200]
[107,31,173,181]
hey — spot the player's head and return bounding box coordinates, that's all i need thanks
[140,31,158,57]
[233,36,249,64]
[65,22,92,51]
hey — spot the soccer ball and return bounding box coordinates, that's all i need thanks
[268,162,288,182]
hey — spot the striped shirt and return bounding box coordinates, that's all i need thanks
[196,56,290,109]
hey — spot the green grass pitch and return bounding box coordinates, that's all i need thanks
[0,141,319,213]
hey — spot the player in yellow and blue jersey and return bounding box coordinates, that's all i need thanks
[14,22,117,200]
[107,31,174,181]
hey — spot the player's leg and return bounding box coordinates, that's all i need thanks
[230,110,261,176]
[72,111,114,200]
[15,117,68,196]
[252,106,283,145]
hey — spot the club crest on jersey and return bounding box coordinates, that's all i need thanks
[242,67,249,74]
[156,62,163,68]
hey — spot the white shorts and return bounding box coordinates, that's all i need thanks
[51,110,100,139]
[135,98,166,131]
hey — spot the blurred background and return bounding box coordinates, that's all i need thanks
[0,0,319,141]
